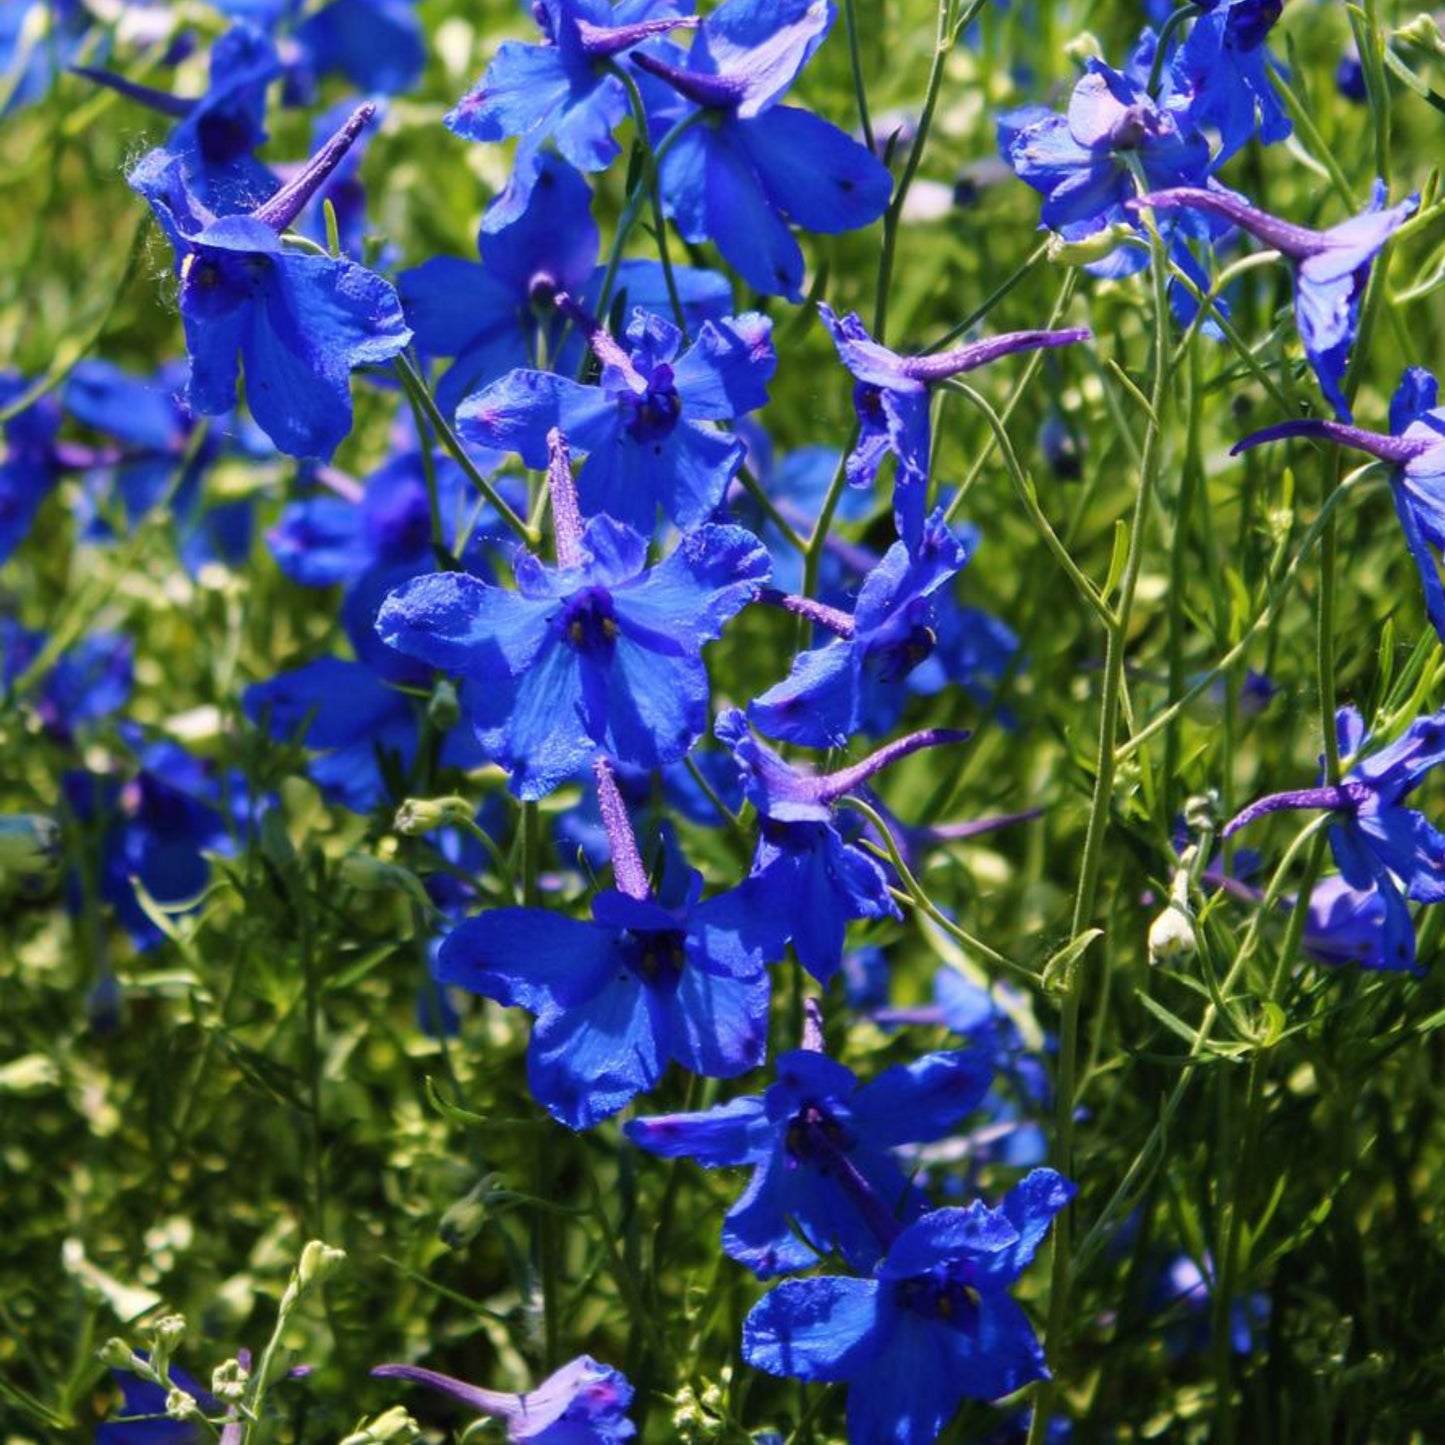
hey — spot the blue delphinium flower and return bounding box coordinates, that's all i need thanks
[632,0,893,299]
[448,0,697,229]
[65,358,264,573]
[1223,704,1445,974]
[0,372,64,564]
[77,24,282,213]
[999,59,1229,326]
[64,743,235,951]
[378,501,769,798]
[294,0,425,95]
[401,153,601,414]
[459,307,774,532]
[1232,367,1445,636]
[742,1170,1075,1442]
[817,305,1089,547]
[129,105,411,459]
[715,708,968,981]
[627,1043,991,1277]
[435,771,774,1128]
[1130,182,1417,419]
[1165,0,1289,165]
[373,1354,636,1442]
[400,154,731,416]
[750,510,973,745]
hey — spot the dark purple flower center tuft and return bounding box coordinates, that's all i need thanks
[896,1271,982,1326]
[621,366,682,443]
[562,587,620,653]
[784,1102,855,1169]
[622,926,686,987]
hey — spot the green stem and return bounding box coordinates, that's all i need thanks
[392,354,536,546]
[1028,170,1174,1445]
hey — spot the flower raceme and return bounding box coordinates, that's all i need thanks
[1223,705,1445,973]
[128,104,411,459]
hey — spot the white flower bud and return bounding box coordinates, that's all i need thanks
[165,1388,199,1420]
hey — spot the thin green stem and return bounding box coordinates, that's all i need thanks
[1028,170,1174,1445]
[393,354,536,546]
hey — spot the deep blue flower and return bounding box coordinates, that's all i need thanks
[715,708,967,981]
[1132,182,1417,419]
[999,59,1220,272]
[64,743,235,951]
[1232,367,1445,635]
[742,1170,1075,1442]
[65,358,264,573]
[1223,704,1445,974]
[750,510,973,745]
[244,654,485,812]
[1,623,134,743]
[633,0,892,299]
[1300,876,1390,970]
[435,827,773,1128]
[999,59,1230,331]
[373,1354,636,1442]
[129,105,411,459]
[458,308,774,532]
[400,154,731,416]
[627,1044,991,1276]
[294,0,425,94]
[0,372,64,564]
[77,25,282,213]
[818,305,1089,547]
[377,513,768,799]
[448,0,697,229]
[1165,0,1288,164]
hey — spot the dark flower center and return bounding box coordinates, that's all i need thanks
[864,617,936,685]
[895,1272,981,1326]
[561,587,619,653]
[621,366,682,443]
[783,1102,855,1168]
[622,926,686,987]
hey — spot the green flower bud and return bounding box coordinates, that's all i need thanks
[97,1338,137,1371]
[338,1406,423,1445]
[394,795,475,836]
[297,1239,346,1290]
[427,679,462,732]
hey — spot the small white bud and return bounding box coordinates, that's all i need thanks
[211,1357,250,1402]
[1148,869,1197,966]
[165,1388,199,1420]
